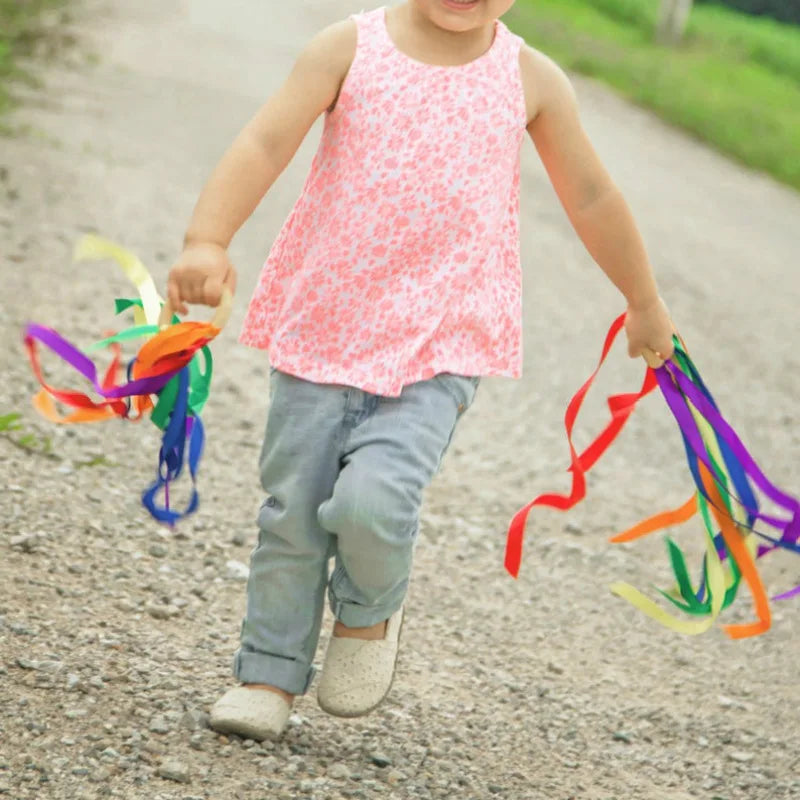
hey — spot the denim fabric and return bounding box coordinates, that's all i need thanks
[232,370,479,694]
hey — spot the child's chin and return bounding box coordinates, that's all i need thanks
[431,13,484,33]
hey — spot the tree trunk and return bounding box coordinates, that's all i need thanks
[656,0,693,44]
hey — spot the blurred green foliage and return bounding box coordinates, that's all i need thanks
[581,0,800,81]
[0,0,66,113]
[509,0,800,190]
[0,412,53,456]
[697,0,800,26]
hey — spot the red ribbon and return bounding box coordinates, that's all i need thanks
[505,313,658,577]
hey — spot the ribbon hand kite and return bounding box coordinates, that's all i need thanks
[506,313,799,638]
[23,235,231,525]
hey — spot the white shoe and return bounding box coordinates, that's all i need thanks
[209,686,291,740]
[317,607,404,717]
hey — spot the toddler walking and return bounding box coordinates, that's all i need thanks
[166,0,674,740]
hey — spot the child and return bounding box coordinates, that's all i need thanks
[166,0,675,740]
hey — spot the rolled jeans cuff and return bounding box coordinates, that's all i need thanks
[329,594,405,629]
[233,648,316,695]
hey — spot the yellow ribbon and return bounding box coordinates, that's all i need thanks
[609,376,729,633]
[73,234,162,326]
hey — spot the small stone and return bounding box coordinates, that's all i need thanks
[157,760,190,783]
[370,752,392,768]
[327,763,351,780]
[612,731,634,743]
[145,603,180,620]
[181,709,209,731]
[149,543,169,558]
[66,673,82,691]
[16,658,62,673]
[729,751,754,763]
[385,769,406,785]
[225,560,250,581]
[91,766,112,782]
[10,533,42,552]
[9,622,38,636]
[149,715,171,734]
[231,531,248,546]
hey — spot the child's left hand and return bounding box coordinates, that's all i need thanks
[624,296,675,368]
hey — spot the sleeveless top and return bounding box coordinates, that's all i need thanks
[240,6,527,396]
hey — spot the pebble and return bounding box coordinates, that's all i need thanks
[65,673,81,690]
[189,733,205,750]
[385,769,406,785]
[370,753,392,768]
[231,531,248,546]
[9,533,43,552]
[157,760,190,783]
[181,709,209,730]
[327,763,351,780]
[149,715,171,734]
[145,602,181,620]
[225,560,250,581]
[149,543,169,558]
[16,657,62,673]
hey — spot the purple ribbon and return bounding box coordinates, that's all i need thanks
[25,323,173,398]
[657,362,800,600]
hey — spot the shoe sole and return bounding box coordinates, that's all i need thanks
[317,609,405,718]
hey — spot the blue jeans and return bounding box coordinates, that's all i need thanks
[232,370,479,695]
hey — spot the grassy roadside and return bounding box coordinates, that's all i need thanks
[508,0,800,191]
[0,0,71,115]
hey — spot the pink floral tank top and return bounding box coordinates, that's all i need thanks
[240,6,527,396]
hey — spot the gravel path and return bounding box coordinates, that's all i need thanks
[2,1,799,798]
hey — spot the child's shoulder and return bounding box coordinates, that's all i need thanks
[517,40,578,126]
[297,17,358,79]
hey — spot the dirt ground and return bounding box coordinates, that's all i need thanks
[1,1,799,799]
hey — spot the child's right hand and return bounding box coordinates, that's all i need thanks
[166,242,237,315]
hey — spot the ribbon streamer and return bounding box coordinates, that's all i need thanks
[23,236,223,525]
[508,314,799,637]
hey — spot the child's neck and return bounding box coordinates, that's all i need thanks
[391,2,497,67]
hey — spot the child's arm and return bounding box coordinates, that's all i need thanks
[166,20,356,315]
[521,46,674,363]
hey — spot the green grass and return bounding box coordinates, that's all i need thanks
[0,411,54,456]
[509,0,800,191]
[0,0,69,114]
[585,0,800,82]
